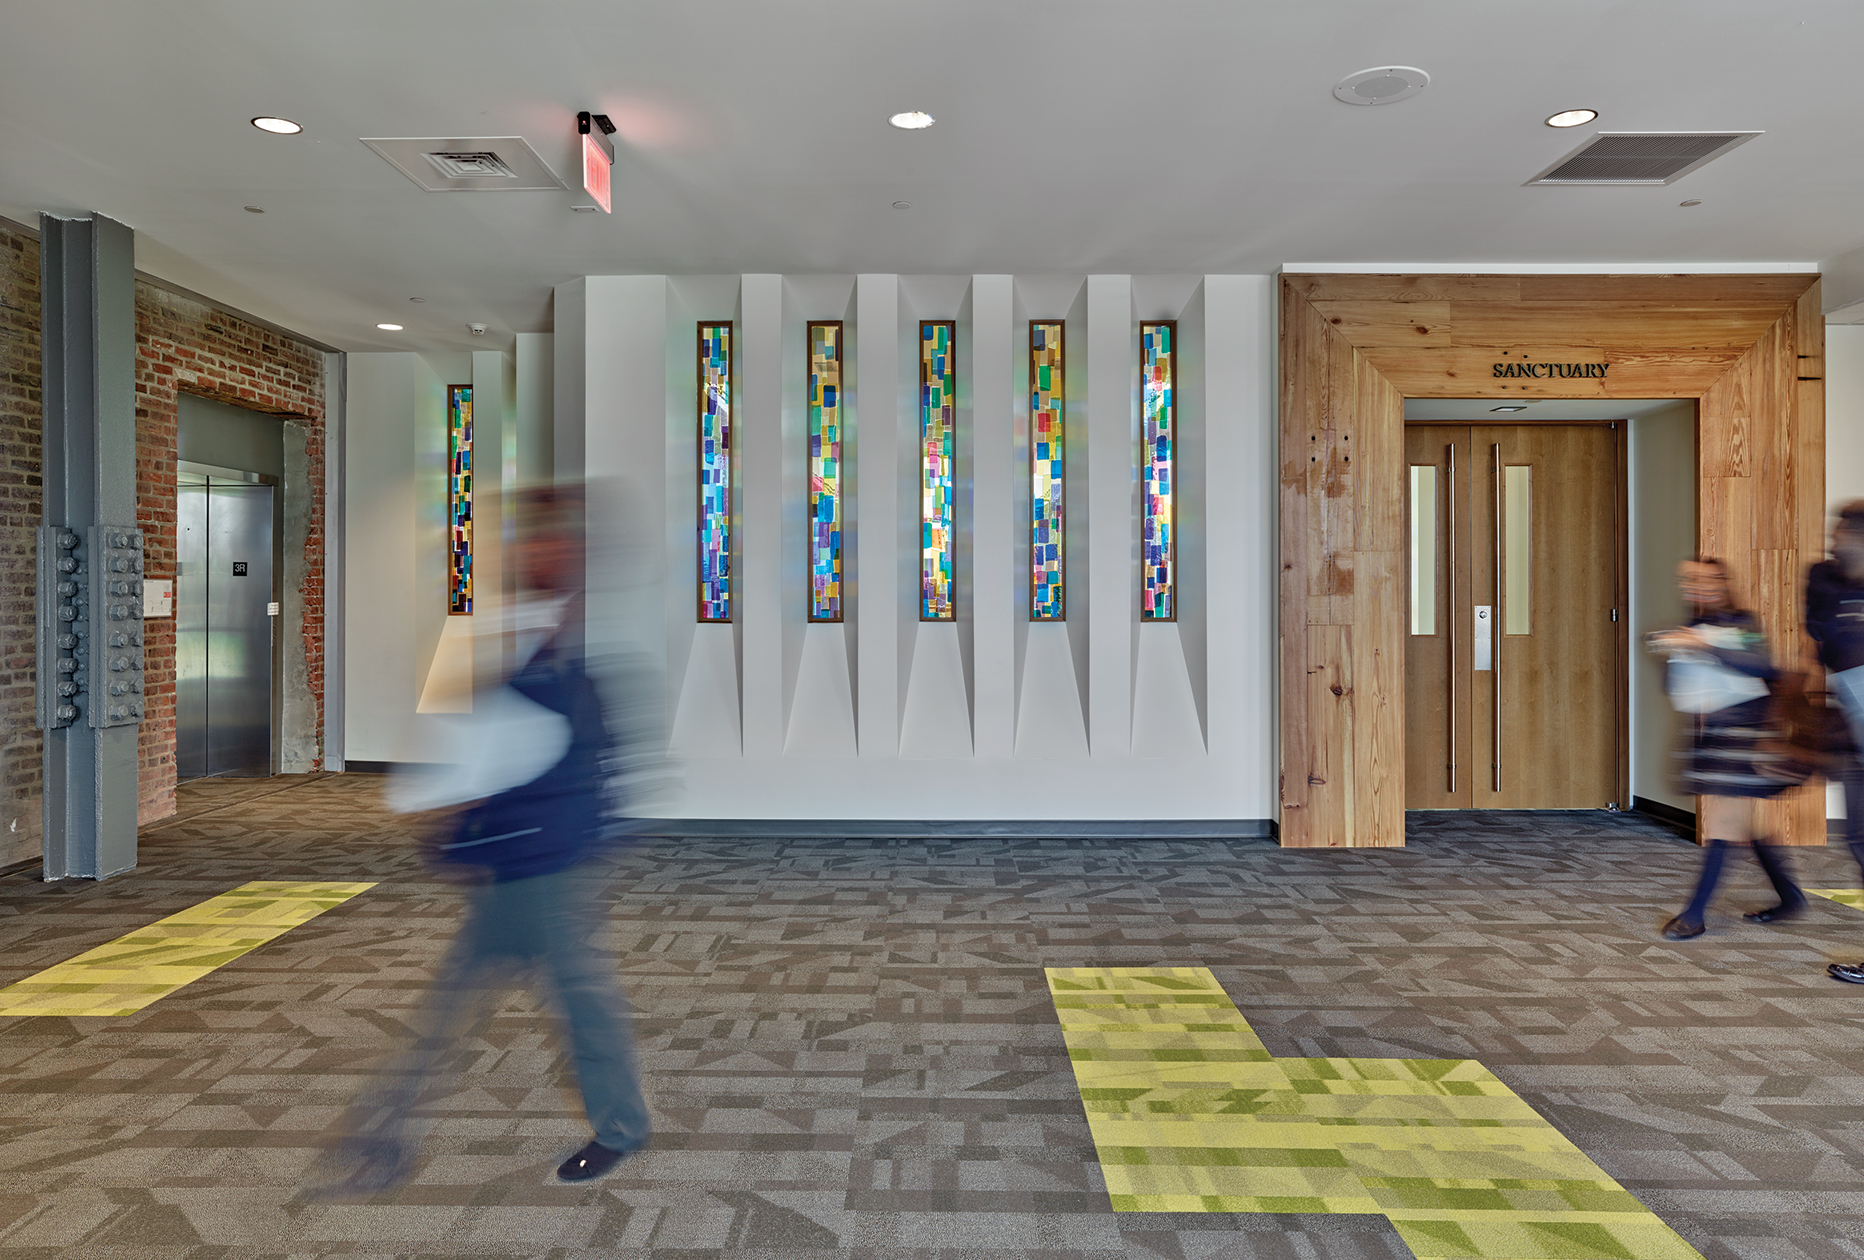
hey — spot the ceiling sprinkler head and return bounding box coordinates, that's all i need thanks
[469,323,487,336]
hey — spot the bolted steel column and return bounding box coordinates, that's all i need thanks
[39,213,142,880]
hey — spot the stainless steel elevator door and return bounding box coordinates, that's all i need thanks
[176,483,209,779]
[175,480,274,779]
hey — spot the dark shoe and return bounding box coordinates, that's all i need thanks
[1829,962,1864,984]
[556,1137,642,1183]
[1749,840,1806,923]
[1661,916,1706,941]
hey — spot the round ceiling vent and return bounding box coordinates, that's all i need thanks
[1333,66,1430,106]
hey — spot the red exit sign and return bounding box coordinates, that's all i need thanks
[578,112,614,214]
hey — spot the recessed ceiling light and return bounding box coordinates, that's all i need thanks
[250,116,302,135]
[892,201,911,209]
[1679,199,1703,207]
[376,323,404,331]
[889,111,935,130]
[243,206,265,214]
[1491,405,1528,413]
[1332,67,1429,106]
[1544,109,1598,128]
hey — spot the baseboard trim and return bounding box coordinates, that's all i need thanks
[1633,796,1696,834]
[637,818,1278,840]
[333,767,1275,840]
[1634,795,1853,844]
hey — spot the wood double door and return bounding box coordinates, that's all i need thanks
[1403,423,1627,810]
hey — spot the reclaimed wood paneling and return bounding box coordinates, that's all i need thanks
[1280,272,1824,848]
[1308,300,1453,348]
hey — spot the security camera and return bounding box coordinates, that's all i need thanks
[469,323,487,336]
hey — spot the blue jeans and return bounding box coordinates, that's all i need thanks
[353,863,651,1160]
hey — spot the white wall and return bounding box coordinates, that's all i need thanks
[1824,325,1864,822]
[343,353,434,762]
[1830,326,1864,515]
[545,273,1278,822]
[343,349,522,762]
[1627,404,1697,813]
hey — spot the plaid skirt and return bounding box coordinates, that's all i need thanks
[1677,696,1790,799]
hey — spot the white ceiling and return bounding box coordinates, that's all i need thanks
[3,1,1861,352]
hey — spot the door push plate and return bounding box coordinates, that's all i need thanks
[1473,605,1493,671]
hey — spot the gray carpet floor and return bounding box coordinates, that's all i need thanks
[0,776,1861,1258]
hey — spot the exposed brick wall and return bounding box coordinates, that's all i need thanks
[0,221,327,840]
[0,228,43,866]
[135,285,324,823]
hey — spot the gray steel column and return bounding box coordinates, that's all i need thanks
[40,213,140,880]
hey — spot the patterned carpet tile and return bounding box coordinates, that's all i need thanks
[0,781,1861,1255]
[0,880,375,1017]
[1046,968,1702,1258]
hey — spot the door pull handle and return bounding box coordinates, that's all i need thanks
[1492,442,1503,794]
[1445,442,1456,795]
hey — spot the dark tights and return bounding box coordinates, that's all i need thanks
[1675,835,1805,930]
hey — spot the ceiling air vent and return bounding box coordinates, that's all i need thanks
[361,136,567,192]
[1527,131,1760,186]
[424,151,516,180]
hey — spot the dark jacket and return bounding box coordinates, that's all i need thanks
[1806,559,1864,675]
[435,628,614,882]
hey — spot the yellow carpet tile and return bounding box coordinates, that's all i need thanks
[0,880,375,1017]
[1807,888,1864,911]
[1047,966,1701,1260]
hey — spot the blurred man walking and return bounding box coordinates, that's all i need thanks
[1813,503,1864,983]
[318,484,651,1192]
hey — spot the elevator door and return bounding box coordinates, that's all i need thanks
[1403,424,1625,809]
[176,479,275,779]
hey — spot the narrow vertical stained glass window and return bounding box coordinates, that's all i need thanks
[1030,321,1065,621]
[698,322,733,622]
[1140,321,1176,621]
[447,383,473,614]
[920,321,956,621]
[808,321,844,622]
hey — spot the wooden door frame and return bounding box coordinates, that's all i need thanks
[1280,272,1824,847]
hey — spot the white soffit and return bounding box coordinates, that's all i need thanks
[1284,262,1820,274]
[360,136,567,192]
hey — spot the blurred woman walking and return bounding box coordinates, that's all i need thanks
[1649,558,1804,940]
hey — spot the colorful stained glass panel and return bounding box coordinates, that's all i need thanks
[698,322,733,622]
[1141,322,1175,620]
[1030,321,1065,621]
[808,322,843,622]
[920,321,956,621]
[447,384,472,615]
